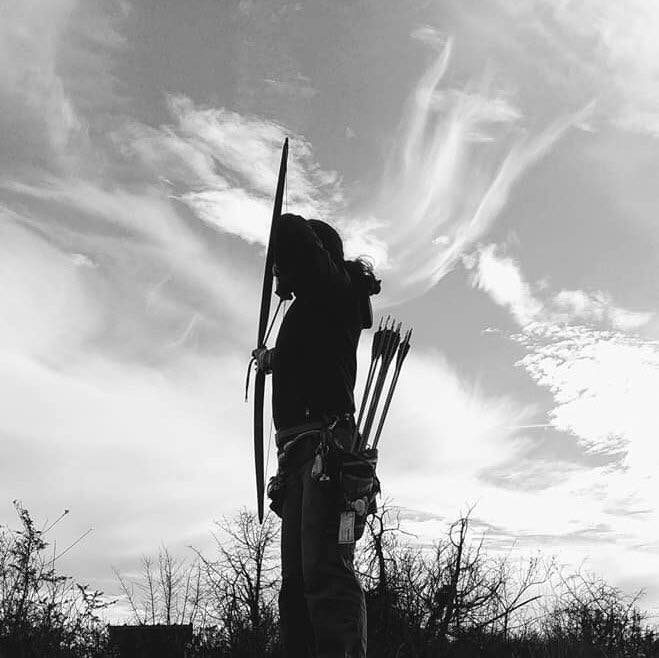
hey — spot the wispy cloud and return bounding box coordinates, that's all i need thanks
[105,32,590,308]
[2,0,658,615]
[351,33,592,305]
[465,243,654,333]
[463,244,542,325]
[0,0,127,166]
[0,0,82,158]
[2,177,260,362]
[497,0,659,136]
[264,73,318,100]
[112,95,344,246]
[0,207,100,360]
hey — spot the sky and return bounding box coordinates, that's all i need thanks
[1,0,659,621]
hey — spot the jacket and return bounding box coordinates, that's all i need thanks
[272,214,363,430]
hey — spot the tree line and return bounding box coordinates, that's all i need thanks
[1,500,657,657]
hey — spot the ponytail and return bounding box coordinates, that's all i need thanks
[344,257,381,296]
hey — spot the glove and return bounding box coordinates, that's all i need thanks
[251,347,275,375]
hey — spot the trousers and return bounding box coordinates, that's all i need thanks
[278,429,367,658]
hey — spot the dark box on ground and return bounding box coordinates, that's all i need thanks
[108,624,193,658]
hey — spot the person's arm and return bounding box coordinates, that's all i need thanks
[275,214,349,296]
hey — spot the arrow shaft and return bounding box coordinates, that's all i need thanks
[356,355,380,431]
[355,318,389,436]
[359,330,399,448]
[372,332,411,448]
[371,364,403,449]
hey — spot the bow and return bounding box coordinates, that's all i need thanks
[251,138,289,523]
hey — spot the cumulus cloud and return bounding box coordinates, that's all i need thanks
[365,334,658,560]
[514,323,659,458]
[464,242,659,533]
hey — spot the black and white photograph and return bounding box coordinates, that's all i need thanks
[1,1,658,656]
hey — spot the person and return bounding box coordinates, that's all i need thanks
[259,213,380,657]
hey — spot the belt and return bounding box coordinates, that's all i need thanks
[275,413,355,447]
[275,421,324,449]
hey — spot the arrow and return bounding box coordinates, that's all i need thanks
[359,322,401,449]
[356,315,389,433]
[372,328,412,449]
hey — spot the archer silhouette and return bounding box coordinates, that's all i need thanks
[256,212,380,657]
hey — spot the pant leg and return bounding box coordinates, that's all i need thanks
[279,459,315,657]
[301,458,366,658]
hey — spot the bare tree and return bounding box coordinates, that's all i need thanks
[356,506,557,657]
[191,508,280,656]
[113,545,204,626]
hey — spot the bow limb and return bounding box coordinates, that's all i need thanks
[253,138,289,523]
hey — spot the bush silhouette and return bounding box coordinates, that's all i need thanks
[2,501,657,657]
[0,501,112,657]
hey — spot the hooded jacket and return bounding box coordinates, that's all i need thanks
[272,214,364,430]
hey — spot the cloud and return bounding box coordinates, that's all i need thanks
[514,322,659,458]
[351,35,591,305]
[0,344,254,582]
[0,183,268,607]
[410,25,447,49]
[264,73,318,100]
[363,342,538,519]
[368,338,658,560]
[1,177,261,366]
[0,0,127,167]
[112,122,229,189]
[0,0,82,158]
[0,207,101,360]
[497,0,659,136]
[464,243,659,533]
[2,0,657,615]
[464,244,542,325]
[107,35,590,309]
[552,290,654,331]
[466,243,654,333]
[0,181,264,588]
[111,95,344,246]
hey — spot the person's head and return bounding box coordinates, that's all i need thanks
[307,218,381,327]
[308,219,344,263]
